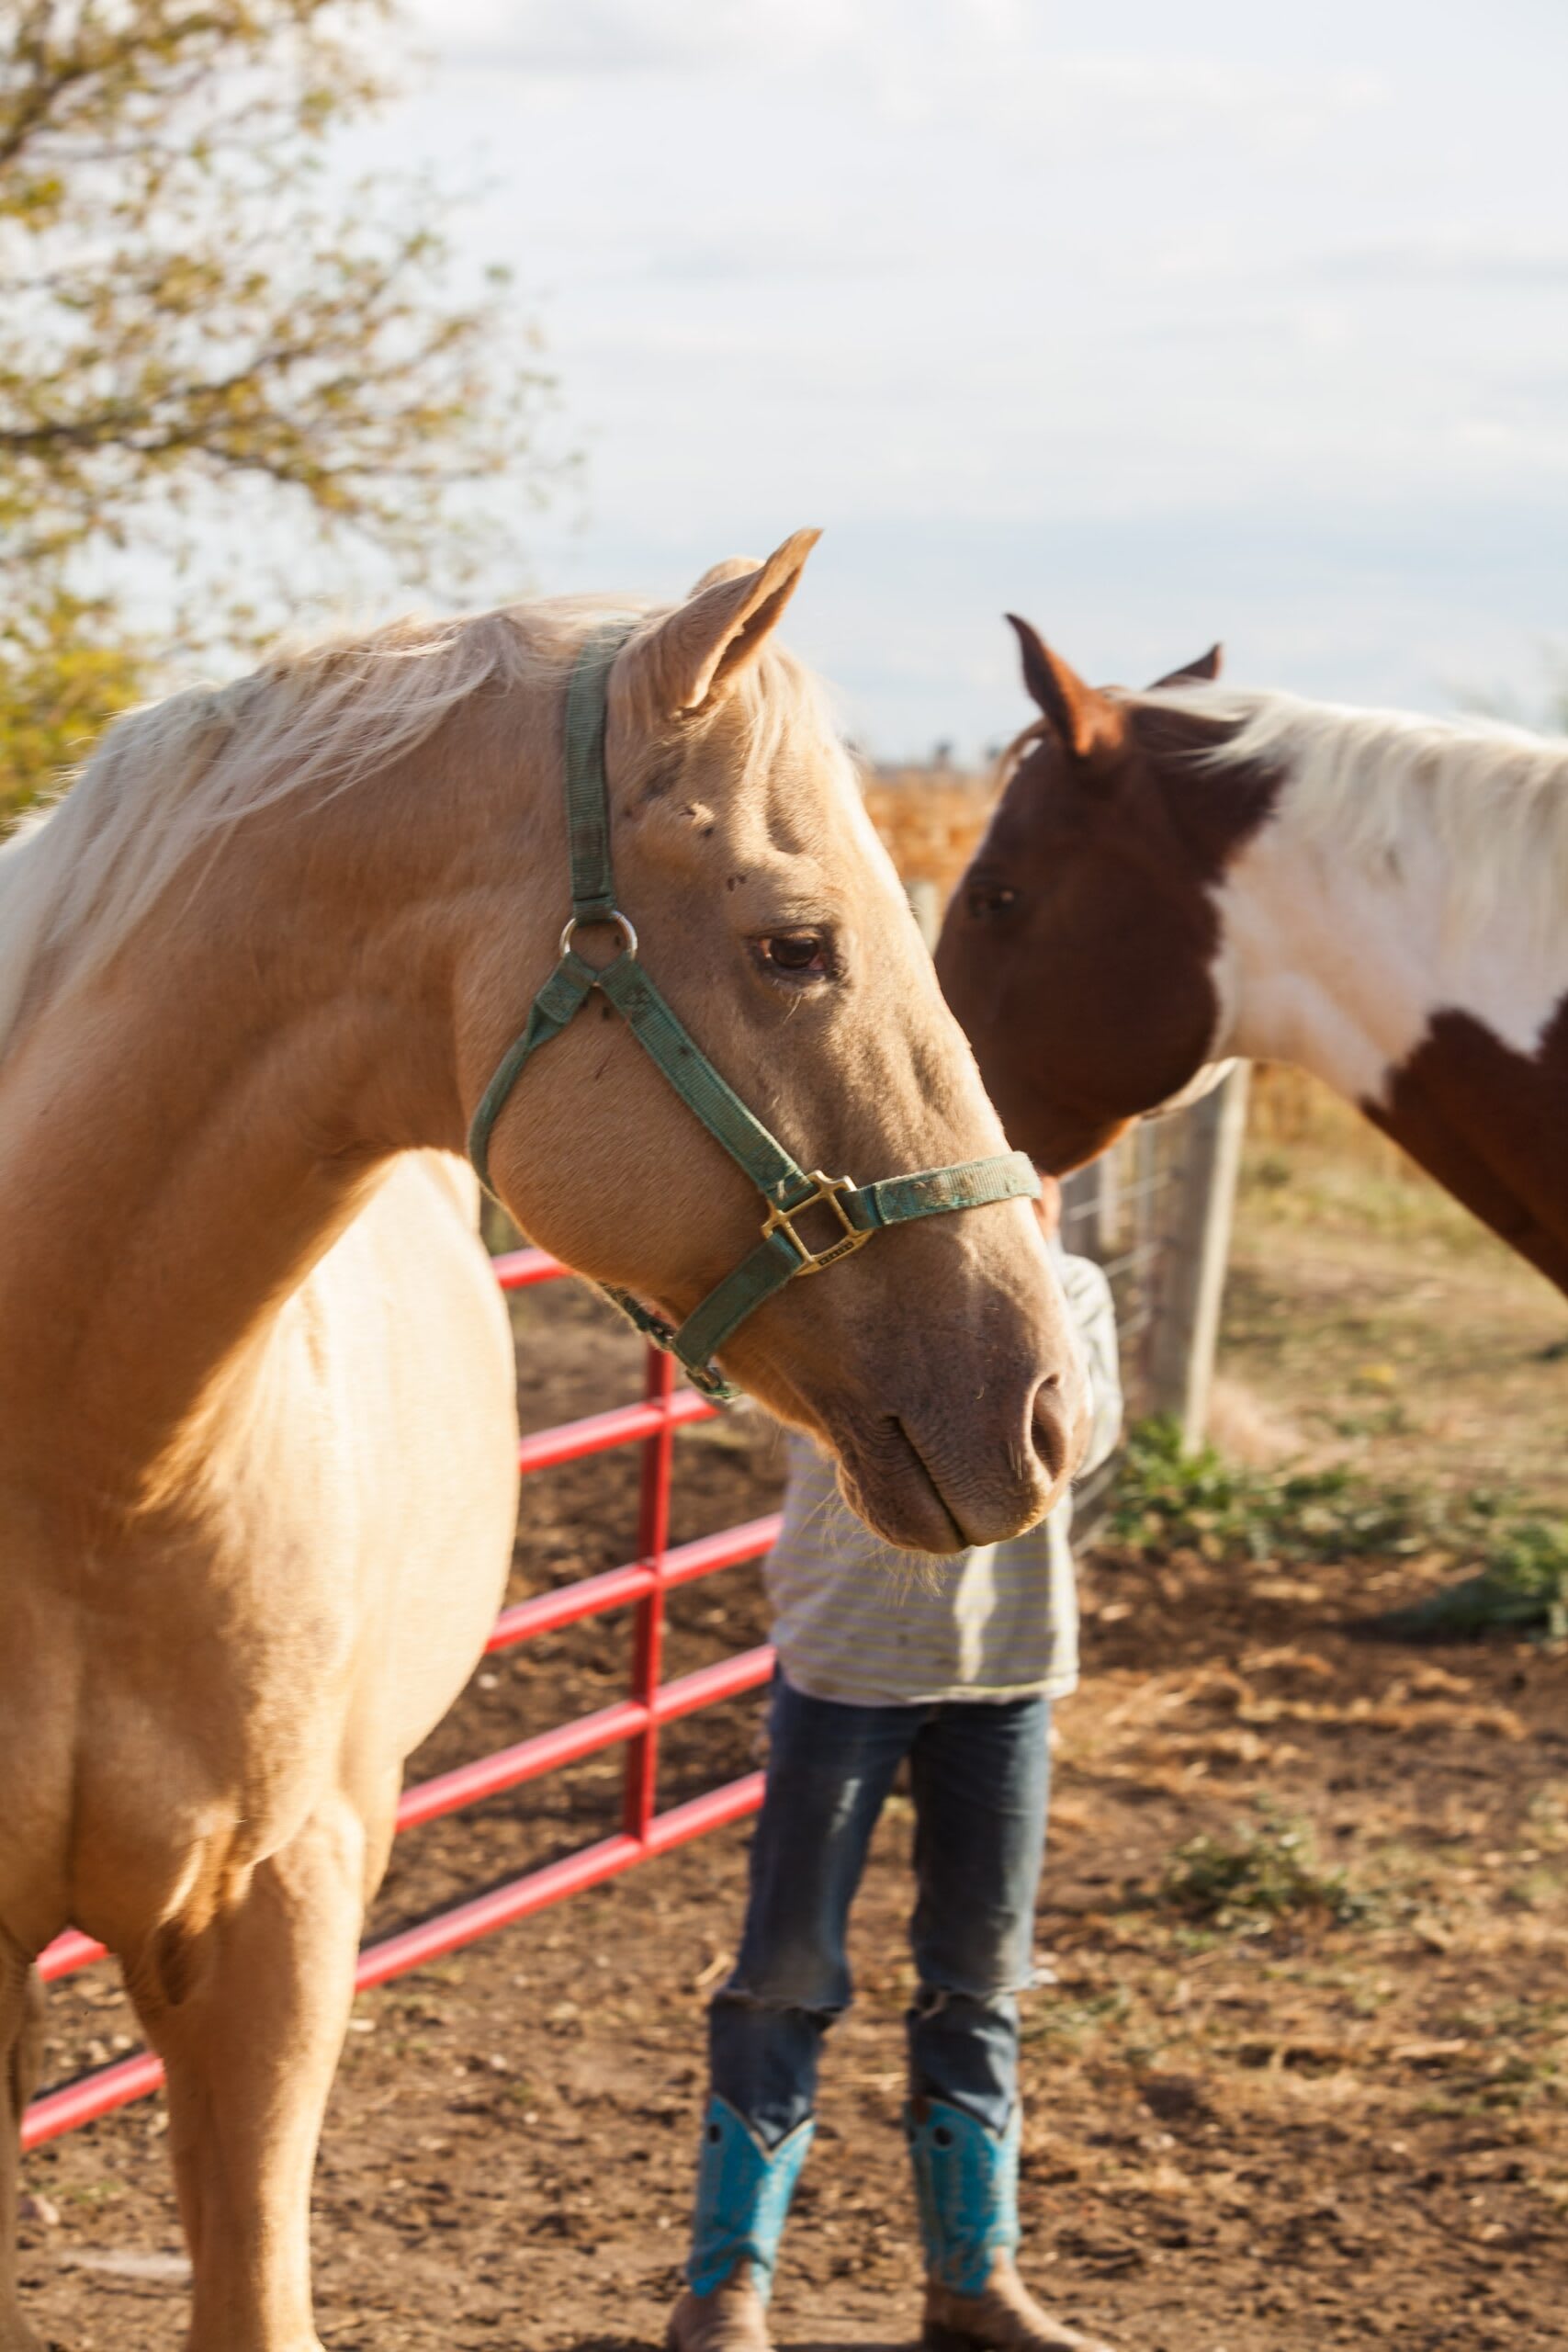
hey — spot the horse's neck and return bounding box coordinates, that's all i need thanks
[1210,759,1566,1110]
[0,809,496,1510]
[1210,803,1419,1102]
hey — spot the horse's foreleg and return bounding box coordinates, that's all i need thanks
[0,1946,48,2352]
[125,1798,367,2352]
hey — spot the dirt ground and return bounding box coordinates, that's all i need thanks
[1224,1086,1568,1511]
[18,1165,1568,2352]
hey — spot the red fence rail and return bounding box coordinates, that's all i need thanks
[23,1249,781,2150]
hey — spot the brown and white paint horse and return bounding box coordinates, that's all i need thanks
[938,621,1568,1295]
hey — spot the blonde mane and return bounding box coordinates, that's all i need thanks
[0,589,832,1071]
[0,603,580,1063]
[1142,682,1568,956]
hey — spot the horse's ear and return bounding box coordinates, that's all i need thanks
[1005,616,1122,761]
[1149,644,1224,688]
[634,529,822,718]
[686,555,761,594]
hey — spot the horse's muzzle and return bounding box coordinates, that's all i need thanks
[825,1361,1086,1555]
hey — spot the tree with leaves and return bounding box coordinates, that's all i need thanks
[0,0,555,819]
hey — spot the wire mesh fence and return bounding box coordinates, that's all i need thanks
[1060,1067,1249,1478]
[1060,1114,1180,1420]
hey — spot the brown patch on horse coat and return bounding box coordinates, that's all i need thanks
[937,689,1281,1172]
[1367,993,1568,1292]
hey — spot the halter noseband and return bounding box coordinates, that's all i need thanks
[468,622,1040,1404]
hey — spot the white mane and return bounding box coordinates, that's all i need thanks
[1145,682,1568,957]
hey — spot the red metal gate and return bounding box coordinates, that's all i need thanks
[23,1248,782,2150]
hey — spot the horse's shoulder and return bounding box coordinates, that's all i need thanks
[296,1153,513,1401]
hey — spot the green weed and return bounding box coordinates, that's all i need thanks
[1104,1419,1427,1566]
[1105,1420,1568,1636]
[1372,1515,1568,1642]
[1157,1811,1371,1935]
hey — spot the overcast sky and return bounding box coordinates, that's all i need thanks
[379,0,1568,759]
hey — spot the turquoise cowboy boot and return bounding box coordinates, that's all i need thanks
[665,2098,814,2352]
[906,2101,1115,2352]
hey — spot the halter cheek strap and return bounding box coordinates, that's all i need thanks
[468,622,1039,1405]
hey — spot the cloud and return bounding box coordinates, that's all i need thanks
[621,222,914,288]
[378,0,1562,755]
[1315,239,1568,291]
[414,0,1382,157]
[413,0,908,76]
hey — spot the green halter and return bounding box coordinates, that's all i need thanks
[468,622,1040,1404]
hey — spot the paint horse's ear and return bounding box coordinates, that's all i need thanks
[633,528,822,719]
[1005,616,1123,762]
[1149,644,1224,688]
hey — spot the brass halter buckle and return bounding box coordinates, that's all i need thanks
[762,1171,873,1275]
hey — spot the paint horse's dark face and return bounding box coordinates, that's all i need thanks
[936,624,1238,1175]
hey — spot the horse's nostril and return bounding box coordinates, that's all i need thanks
[1029,1377,1070,1486]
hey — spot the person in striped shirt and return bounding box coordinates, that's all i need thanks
[667,1180,1122,2352]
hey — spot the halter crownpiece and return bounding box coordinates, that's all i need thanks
[468,621,1040,1404]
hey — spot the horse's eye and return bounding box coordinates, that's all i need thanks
[965,882,1019,922]
[757,932,831,978]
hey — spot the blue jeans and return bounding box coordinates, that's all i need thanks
[708,1672,1051,2148]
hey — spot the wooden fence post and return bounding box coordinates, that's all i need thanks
[1145,1066,1250,1450]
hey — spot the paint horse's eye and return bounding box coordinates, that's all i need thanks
[756,932,831,980]
[965,881,1019,922]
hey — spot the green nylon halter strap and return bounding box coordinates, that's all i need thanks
[467,622,1040,1404]
[561,618,620,922]
[594,951,808,1202]
[667,1152,1043,1375]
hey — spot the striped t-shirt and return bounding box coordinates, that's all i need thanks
[763,1250,1122,1707]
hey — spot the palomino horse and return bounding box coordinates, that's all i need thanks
[0,534,1088,2352]
[938,621,1568,1295]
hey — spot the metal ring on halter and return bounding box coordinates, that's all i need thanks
[558,909,638,963]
